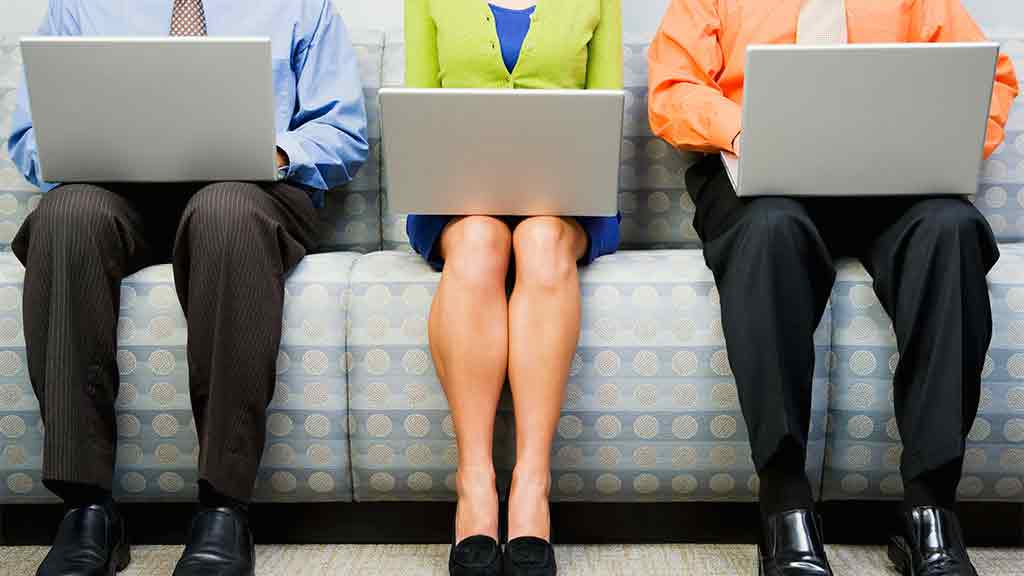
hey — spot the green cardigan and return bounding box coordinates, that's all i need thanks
[405,0,623,90]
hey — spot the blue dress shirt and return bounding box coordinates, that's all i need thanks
[7,0,369,206]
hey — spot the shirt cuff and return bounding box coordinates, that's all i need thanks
[711,102,744,154]
[275,132,309,182]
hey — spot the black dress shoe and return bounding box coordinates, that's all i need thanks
[172,507,254,576]
[449,535,503,575]
[888,507,977,576]
[758,509,833,576]
[504,536,556,576]
[36,503,131,576]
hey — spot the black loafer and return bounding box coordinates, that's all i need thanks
[888,507,977,576]
[758,509,833,576]
[449,535,503,576]
[36,503,131,576]
[504,536,556,576]
[172,507,254,576]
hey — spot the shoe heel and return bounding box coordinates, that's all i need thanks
[887,538,909,576]
[114,542,131,573]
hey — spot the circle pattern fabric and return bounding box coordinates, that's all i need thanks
[3,35,1024,507]
[347,251,830,502]
[823,247,1024,501]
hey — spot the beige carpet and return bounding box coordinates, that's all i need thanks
[2,544,1022,575]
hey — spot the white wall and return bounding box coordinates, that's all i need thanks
[3,0,1021,39]
[0,0,46,38]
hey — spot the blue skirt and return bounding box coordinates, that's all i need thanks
[407,214,621,272]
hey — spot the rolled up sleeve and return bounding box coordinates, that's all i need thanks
[647,0,742,154]
[8,0,78,191]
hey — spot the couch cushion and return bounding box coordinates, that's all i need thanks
[0,39,39,248]
[619,42,704,250]
[0,27,384,253]
[976,38,1024,243]
[381,34,409,252]
[0,252,358,503]
[823,245,1024,502]
[347,250,831,502]
[317,29,384,253]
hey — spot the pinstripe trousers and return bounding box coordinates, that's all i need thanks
[11,181,320,503]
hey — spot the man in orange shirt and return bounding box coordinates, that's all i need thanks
[648,1,1018,575]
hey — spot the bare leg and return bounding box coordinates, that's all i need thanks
[507,217,588,541]
[431,216,513,543]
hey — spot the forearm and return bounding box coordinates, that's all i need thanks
[276,121,368,190]
[649,84,743,153]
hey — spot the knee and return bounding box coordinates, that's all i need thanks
[912,200,991,249]
[512,217,579,289]
[738,199,819,256]
[24,186,127,262]
[181,182,265,245]
[443,217,512,289]
[32,184,120,238]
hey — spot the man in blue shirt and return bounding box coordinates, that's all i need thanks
[7,1,368,575]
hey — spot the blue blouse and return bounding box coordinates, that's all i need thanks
[489,4,536,74]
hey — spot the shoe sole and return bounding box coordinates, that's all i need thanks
[887,537,912,576]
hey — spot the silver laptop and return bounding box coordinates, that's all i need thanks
[21,37,277,183]
[723,43,999,197]
[381,88,623,216]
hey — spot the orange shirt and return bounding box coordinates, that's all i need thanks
[648,0,1020,158]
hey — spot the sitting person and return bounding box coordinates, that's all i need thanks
[647,1,1018,575]
[403,0,622,574]
[8,1,368,574]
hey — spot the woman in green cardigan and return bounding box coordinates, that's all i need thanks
[404,0,622,574]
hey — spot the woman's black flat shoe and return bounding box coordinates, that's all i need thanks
[503,536,556,576]
[449,535,503,576]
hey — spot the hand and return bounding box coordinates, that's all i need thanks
[732,131,743,156]
[275,147,289,169]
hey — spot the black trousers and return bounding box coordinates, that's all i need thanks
[685,155,999,487]
[12,181,320,503]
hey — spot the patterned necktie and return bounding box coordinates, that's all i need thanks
[170,0,208,36]
[796,0,848,45]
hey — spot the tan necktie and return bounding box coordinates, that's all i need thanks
[796,0,848,45]
[170,0,208,36]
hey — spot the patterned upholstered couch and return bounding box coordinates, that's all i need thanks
[1,26,1022,510]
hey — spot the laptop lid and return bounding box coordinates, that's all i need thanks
[21,37,277,184]
[734,42,998,197]
[381,88,623,217]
